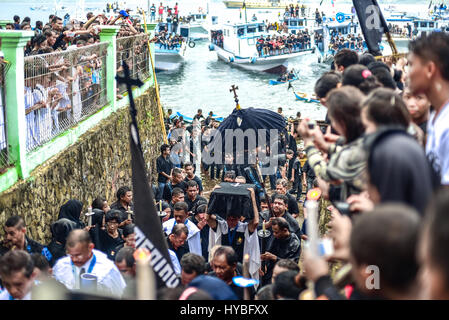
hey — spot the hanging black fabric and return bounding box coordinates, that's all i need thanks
[117,61,179,289]
[207,183,256,220]
[352,0,389,56]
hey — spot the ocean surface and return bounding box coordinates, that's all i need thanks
[0,0,425,120]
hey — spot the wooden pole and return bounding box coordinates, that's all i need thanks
[140,9,168,144]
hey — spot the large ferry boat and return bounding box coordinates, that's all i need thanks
[223,0,301,9]
[209,21,314,73]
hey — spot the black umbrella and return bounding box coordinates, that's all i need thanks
[207,85,287,165]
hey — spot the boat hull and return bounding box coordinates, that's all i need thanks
[294,92,320,103]
[212,44,313,73]
[155,50,185,71]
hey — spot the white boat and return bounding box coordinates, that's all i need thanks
[155,42,187,71]
[186,12,210,39]
[314,19,362,64]
[209,21,314,73]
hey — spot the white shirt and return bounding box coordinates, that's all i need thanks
[163,218,202,256]
[53,249,126,298]
[169,249,182,275]
[0,289,32,300]
[426,102,449,185]
[208,219,261,283]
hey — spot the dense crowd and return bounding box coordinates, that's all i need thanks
[0,12,150,151]
[1,21,449,302]
[256,31,312,57]
[315,32,365,55]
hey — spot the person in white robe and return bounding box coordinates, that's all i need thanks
[162,201,202,256]
[53,229,126,298]
[207,187,261,282]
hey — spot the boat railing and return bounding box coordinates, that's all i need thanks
[0,61,11,172]
[116,34,151,95]
[23,42,109,152]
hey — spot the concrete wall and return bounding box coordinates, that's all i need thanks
[0,87,164,244]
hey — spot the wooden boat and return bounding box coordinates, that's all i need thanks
[269,76,298,85]
[171,112,224,123]
[294,92,320,104]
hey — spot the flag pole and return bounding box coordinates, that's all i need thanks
[140,9,168,144]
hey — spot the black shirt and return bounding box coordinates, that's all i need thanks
[271,193,299,215]
[110,201,134,224]
[185,195,207,213]
[184,175,204,193]
[219,223,246,263]
[292,158,302,182]
[262,233,301,284]
[163,181,188,202]
[98,228,124,261]
[157,155,173,183]
[302,160,316,180]
[167,236,190,262]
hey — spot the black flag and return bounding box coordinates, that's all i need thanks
[352,0,389,56]
[117,62,180,289]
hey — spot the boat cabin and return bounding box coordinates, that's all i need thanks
[283,17,308,33]
[315,21,360,39]
[211,22,266,57]
[188,13,208,23]
[413,19,440,36]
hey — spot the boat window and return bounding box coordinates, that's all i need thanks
[429,22,435,28]
[247,27,256,33]
[299,20,304,26]
[203,15,207,19]
[414,22,418,28]
[258,25,264,32]
[238,28,245,36]
[196,14,201,19]
[290,21,297,26]
[421,22,427,28]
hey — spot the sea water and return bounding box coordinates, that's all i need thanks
[0,0,428,120]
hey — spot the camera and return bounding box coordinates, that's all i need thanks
[332,201,352,217]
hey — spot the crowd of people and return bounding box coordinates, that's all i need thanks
[154,30,184,50]
[315,32,366,55]
[283,4,307,19]
[256,31,312,57]
[0,12,150,151]
[1,17,449,301]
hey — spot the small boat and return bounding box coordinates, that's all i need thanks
[294,92,320,104]
[172,112,224,123]
[269,76,298,85]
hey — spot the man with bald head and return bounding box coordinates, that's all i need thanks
[52,229,126,297]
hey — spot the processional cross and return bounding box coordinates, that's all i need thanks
[229,84,241,110]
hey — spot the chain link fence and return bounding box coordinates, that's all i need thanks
[0,61,12,172]
[116,34,151,95]
[24,42,108,152]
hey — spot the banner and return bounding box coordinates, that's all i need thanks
[122,61,180,289]
[352,0,390,56]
